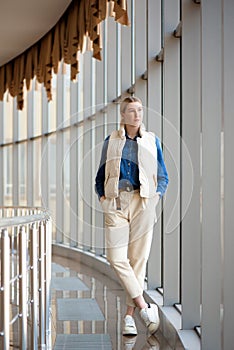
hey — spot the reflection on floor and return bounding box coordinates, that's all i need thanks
[52,255,172,350]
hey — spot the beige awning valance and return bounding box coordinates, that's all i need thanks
[0,0,129,110]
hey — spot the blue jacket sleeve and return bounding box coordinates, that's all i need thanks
[156,137,169,197]
[95,136,110,199]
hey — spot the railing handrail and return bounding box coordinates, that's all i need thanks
[0,206,45,209]
[0,206,50,229]
[0,213,50,229]
[0,207,52,350]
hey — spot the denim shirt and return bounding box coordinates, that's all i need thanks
[95,133,169,199]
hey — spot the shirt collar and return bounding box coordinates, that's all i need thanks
[126,132,140,141]
[118,123,146,139]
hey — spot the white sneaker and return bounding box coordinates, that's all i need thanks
[139,304,160,334]
[122,315,138,336]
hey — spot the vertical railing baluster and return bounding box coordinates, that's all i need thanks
[0,208,51,349]
[30,224,38,349]
[39,222,45,346]
[19,226,27,350]
[11,226,17,310]
[0,229,10,350]
[45,219,52,346]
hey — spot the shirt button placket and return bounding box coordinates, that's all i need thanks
[127,161,130,177]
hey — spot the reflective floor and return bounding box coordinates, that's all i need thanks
[52,255,172,350]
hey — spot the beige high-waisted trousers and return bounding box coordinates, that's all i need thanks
[101,190,159,307]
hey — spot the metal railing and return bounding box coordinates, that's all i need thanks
[0,207,52,350]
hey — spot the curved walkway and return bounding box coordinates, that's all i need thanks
[51,254,172,350]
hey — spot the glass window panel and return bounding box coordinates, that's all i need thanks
[18,85,27,141]
[4,94,13,143]
[63,130,70,243]
[33,139,41,207]
[48,134,56,240]
[34,80,42,137]
[64,64,71,127]
[4,145,13,205]
[18,142,27,205]
[77,124,84,248]
[48,72,57,132]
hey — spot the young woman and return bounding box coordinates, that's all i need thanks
[95,96,168,336]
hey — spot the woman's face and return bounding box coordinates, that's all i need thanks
[122,101,143,128]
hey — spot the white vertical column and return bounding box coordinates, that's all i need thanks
[147,0,163,289]
[147,0,162,135]
[121,4,131,95]
[222,0,234,348]
[56,63,65,243]
[135,0,147,106]
[130,0,135,90]
[77,54,84,249]
[27,82,34,206]
[163,0,181,306]
[41,84,50,210]
[63,69,71,244]
[95,21,106,255]
[94,125,105,256]
[0,102,4,204]
[181,0,201,329]
[107,16,118,133]
[116,23,121,100]
[201,1,222,349]
[13,98,19,206]
[70,81,78,247]
[91,59,96,253]
[83,51,92,251]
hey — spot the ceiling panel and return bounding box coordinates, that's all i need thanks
[0,0,71,66]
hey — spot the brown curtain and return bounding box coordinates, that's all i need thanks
[0,0,129,110]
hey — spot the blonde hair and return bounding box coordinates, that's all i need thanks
[120,96,142,115]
